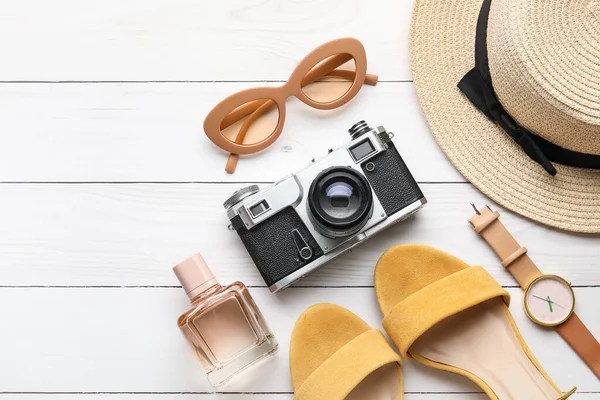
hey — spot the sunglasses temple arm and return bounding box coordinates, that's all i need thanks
[326,69,378,86]
[364,73,378,86]
[220,99,266,131]
[302,53,378,86]
[225,154,239,174]
[301,53,350,85]
[225,99,276,173]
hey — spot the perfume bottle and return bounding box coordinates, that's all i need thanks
[174,254,278,387]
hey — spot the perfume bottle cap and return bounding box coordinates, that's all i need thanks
[173,253,218,300]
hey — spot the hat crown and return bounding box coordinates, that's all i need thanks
[487,0,600,155]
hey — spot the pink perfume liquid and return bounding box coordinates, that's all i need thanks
[174,254,278,386]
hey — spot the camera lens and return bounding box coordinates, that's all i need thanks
[308,167,373,238]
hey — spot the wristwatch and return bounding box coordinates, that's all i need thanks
[469,204,600,379]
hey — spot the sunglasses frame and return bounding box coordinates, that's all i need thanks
[203,38,374,159]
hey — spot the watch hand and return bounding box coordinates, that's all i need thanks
[532,294,565,308]
[546,296,553,312]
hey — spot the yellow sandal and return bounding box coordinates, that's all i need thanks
[375,244,576,400]
[290,303,403,400]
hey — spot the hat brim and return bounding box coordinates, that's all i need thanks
[410,0,600,233]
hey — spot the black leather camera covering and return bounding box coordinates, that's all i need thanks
[362,142,424,215]
[232,207,324,287]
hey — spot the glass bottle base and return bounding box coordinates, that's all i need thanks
[207,334,279,387]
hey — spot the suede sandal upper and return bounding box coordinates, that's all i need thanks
[290,303,402,400]
[382,265,509,358]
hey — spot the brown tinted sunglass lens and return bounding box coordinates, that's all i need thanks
[219,99,280,146]
[301,53,356,104]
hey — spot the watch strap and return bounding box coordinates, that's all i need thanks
[556,314,600,378]
[469,205,600,380]
[469,206,541,289]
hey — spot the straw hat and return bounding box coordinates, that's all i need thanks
[410,0,600,233]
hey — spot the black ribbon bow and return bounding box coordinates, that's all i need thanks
[458,0,600,175]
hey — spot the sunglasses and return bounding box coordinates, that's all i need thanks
[203,38,378,173]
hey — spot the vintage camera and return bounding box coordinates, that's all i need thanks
[224,121,427,292]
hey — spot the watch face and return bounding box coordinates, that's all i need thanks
[524,275,575,327]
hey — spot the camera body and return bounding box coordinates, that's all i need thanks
[224,121,426,292]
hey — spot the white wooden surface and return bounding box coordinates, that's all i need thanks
[0,0,598,398]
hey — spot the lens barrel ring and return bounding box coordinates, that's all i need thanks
[308,166,373,237]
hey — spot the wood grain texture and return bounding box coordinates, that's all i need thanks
[0,83,463,183]
[0,183,598,287]
[0,0,412,82]
[2,396,599,400]
[0,287,597,393]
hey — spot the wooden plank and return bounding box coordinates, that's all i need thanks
[0,287,597,393]
[2,395,598,399]
[0,183,598,287]
[0,82,462,183]
[0,0,412,82]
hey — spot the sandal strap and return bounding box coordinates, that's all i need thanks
[382,266,510,358]
[294,329,401,400]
